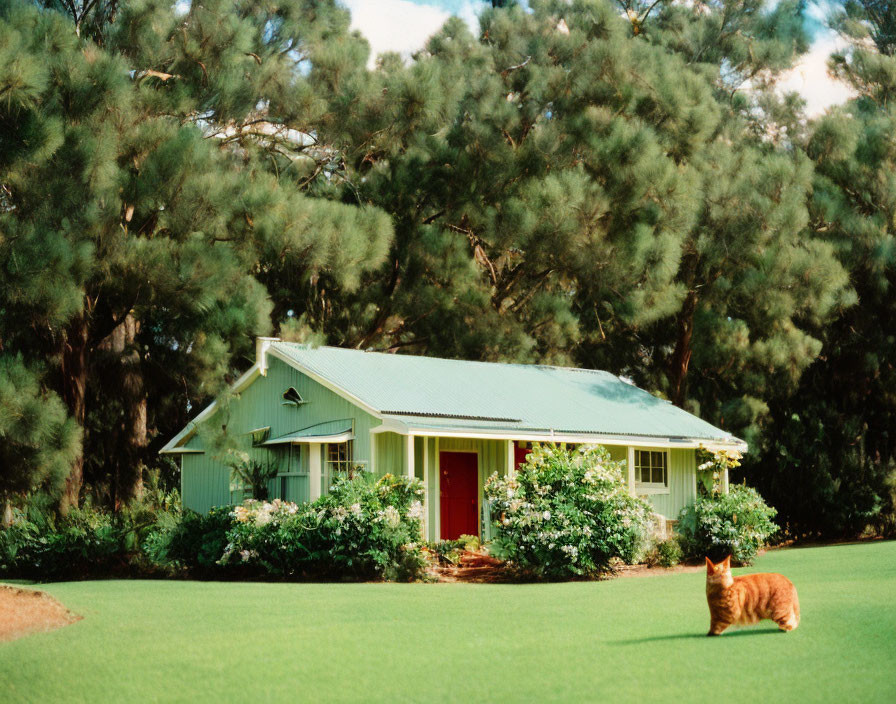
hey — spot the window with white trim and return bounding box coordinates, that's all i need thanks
[634,450,668,489]
[327,441,353,475]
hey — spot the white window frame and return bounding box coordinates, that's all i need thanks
[326,440,353,475]
[633,448,670,495]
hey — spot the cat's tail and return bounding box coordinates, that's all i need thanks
[790,585,801,628]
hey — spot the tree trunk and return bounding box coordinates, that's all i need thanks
[59,315,90,514]
[101,314,147,510]
[669,289,697,408]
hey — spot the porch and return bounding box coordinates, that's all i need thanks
[369,431,717,543]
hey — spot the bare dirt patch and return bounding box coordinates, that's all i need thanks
[613,562,706,578]
[0,584,81,642]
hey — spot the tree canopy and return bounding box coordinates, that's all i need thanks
[1,0,894,537]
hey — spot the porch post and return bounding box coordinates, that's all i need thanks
[722,468,730,495]
[626,446,636,497]
[405,434,415,481]
[309,443,322,501]
[506,439,516,478]
[422,437,429,540]
[369,431,377,474]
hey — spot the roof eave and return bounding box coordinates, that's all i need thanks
[401,425,747,452]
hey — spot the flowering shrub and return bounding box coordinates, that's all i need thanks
[677,484,778,565]
[202,473,426,581]
[485,444,653,579]
[696,446,743,496]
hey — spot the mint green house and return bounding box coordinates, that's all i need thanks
[161,338,746,540]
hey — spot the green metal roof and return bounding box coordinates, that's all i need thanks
[270,343,743,446]
[264,419,353,445]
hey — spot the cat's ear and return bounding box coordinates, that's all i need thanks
[722,555,732,569]
[705,556,714,573]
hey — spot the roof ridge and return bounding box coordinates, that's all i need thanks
[273,341,615,377]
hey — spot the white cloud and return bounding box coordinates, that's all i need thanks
[343,0,452,66]
[777,34,855,117]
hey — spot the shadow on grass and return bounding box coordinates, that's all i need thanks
[612,627,783,645]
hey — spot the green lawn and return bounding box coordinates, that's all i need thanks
[2,542,895,703]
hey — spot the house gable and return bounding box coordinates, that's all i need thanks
[168,356,378,460]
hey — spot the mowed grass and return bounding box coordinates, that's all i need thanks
[2,542,895,703]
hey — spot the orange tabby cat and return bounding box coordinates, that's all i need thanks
[705,555,800,636]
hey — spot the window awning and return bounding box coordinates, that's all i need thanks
[263,419,354,445]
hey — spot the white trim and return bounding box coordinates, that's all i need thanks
[626,446,635,497]
[256,337,280,376]
[160,365,263,454]
[505,439,516,478]
[405,426,745,451]
[266,347,384,420]
[722,468,730,494]
[637,486,671,495]
[369,430,377,474]
[405,434,415,481]
[309,443,322,501]
[422,437,429,538]
[265,431,354,445]
[370,419,409,434]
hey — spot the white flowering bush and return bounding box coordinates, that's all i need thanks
[677,484,778,565]
[217,473,426,581]
[485,444,653,579]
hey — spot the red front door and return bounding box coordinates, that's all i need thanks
[440,452,479,540]
[514,442,531,471]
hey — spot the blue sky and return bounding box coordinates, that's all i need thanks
[341,0,853,115]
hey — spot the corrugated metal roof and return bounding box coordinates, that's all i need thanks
[264,419,353,445]
[270,343,742,445]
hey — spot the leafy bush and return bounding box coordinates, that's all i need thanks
[147,473,427,581]
[484,444,653,579]
[645,536,682,568]
[0,485,184,581]
[677,484,778,565]
[143,506,235,575]
[0,506,124,581]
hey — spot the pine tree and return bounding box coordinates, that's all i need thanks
[291,0,847,451]
[283,1,717,361]
[745,1,896,537]
[0,356,81,523]
[0,0,393,510]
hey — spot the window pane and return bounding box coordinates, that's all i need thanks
[652,466,663,483]
[651,452,663,469]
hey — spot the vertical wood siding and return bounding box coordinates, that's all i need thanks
[181,454,232,513]
[374,432,406,476]
[180,357,377,511]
